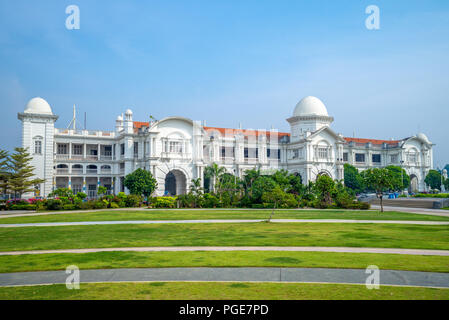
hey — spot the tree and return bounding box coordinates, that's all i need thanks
[8,148,45,199]
[425,170,442,191]
[363,168,393,212]
[314,175,336,206]
[189,178,203,196]
[123,168,158,197]
[344,164,365,193]
[385,165,410,192]
[241,168,261,196]
[97,186,108,197]
[250,176,277,203]
[204,163,226,194]
[0,149,10,197]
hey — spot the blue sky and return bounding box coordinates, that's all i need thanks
[0,0,448,167]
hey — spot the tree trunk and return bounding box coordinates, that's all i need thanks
[380,195,384,213]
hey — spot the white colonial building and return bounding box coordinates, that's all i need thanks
[18,96,434,198]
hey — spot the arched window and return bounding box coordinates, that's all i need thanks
[33,136,43,155]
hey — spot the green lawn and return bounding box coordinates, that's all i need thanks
[1,251,448,273]
[1,209,449,224]
[1,282,448,300]
[1,222,449,252]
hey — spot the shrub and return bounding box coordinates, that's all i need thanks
[9,204,36,210]
[94,200,109,209]
[203,193,220,208]
[125,195,142,208]
[150,196,177,208]
[62,204,76,210]
[110,202,120,209]
[347,202,371,210]
[45,199,63,210]
[414,193,449,198]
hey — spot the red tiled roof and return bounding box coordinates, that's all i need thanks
[344,137,400,145]
[133,121,399,145]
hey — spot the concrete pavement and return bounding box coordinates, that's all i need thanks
[1,267,448,288]
[1,246,449,256]
[2,218,449,228]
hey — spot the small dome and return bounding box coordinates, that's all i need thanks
[24,97,53,115]
[125,109,133,115]
[417,133,431,144]
[293,96,328,117]
[116,115,123,121]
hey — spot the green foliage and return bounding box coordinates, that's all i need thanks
[150,196,177,208]
[261,186,298,208]
[413,193,449,198]
[49,188,74,199]
[124,195,142,208]
[7,148,45,198]
[343,164,365,193]
[425,170,443,190]
[97,186,108,197]
[385,165,410,191]
[314,175,336,206]
[363,168,393,212]
[8,204,36,210]
[123,168,158,197]
[204,163,226,193]
[203,193,220,208]
[0,149,10,196]
[45,199,63,210]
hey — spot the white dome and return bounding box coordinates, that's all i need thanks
[293,96,328,117]
[125,109,133,115]
[24,97,53,115]
[116,115,123,121]
[417,133,431,144]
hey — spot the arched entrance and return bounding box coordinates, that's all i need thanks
[316,170,331,181]
[164,170,187,196]
[409,175,419,193]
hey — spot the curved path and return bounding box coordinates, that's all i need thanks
[1,267,448,288]
[2,219,449,228]
[2,246,449,256]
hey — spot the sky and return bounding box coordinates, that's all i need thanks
[0,0,448,167]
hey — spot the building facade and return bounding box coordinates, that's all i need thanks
[18,96,434,198]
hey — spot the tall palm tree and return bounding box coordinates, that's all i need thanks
[204,163,226,194]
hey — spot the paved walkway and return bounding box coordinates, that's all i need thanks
[2,246,448,256]
[1,267,448,288]
[2,218,449,228]
[371,205,449,217]
[2,206,449,219]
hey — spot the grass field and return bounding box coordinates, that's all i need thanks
[1,222,448,252]
[1,251,448,273]
[1,209,449,224]
[0,282,448,300]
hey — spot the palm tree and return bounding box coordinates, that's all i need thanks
[189,178,203,196]
[204,163,226,194]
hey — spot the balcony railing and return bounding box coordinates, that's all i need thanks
[55,169,69,175]
[56,154,69,160]
[100,155,113,161]
[101,169,112,174]
[71,169,84,175]
[86,169,98,175]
